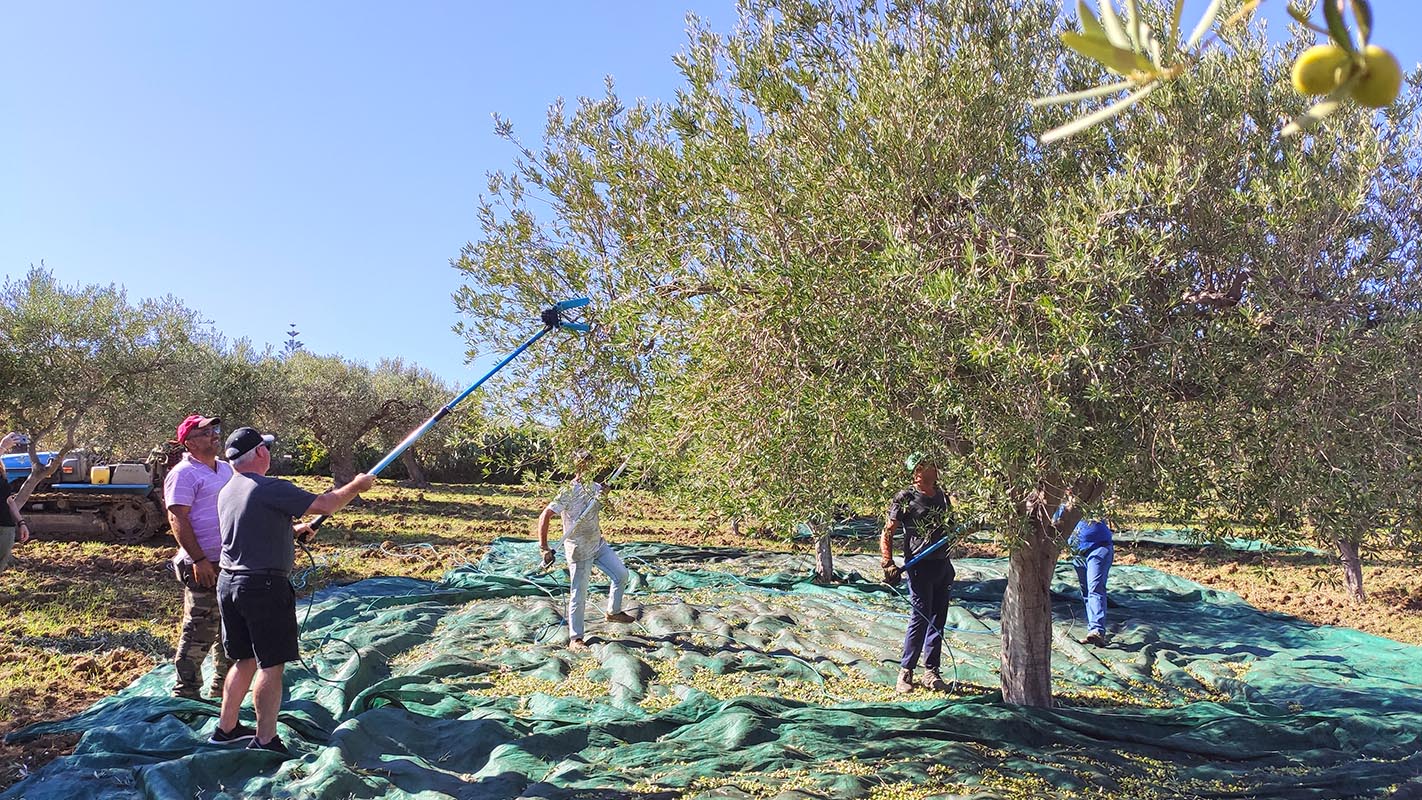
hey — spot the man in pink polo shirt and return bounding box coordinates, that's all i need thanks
[166,414,236,702]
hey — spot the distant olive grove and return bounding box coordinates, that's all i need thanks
[0,267,556,495]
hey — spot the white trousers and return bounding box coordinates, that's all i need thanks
[567,540,628,638]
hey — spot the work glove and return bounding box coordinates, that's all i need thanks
[541,547,556,569]
[882,561,903,587]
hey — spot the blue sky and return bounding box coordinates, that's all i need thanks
[4,2,1419,386]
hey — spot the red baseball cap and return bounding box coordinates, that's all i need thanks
[176,415,221,442]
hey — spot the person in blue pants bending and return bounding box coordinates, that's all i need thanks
[881,453,955,694]
[1071,518,1114,646]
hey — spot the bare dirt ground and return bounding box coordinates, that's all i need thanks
[1122,544,1422,644]
[1,483,1417,791]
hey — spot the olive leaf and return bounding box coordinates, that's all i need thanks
[1184,0,1224,50]
[1040,83,1159,144]
[1281,74,1359,136]
[1322,0,1357,55]
[1029,80,1136,109]
[1061,31,1154,75]
[1350,0,1372,47]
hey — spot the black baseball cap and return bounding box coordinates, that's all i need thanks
[224,427,276,461]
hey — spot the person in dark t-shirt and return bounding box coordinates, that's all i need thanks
[210,427,375,756]
[881,453,956,694]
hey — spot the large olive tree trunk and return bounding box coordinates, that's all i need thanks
[1000,477,1100,706]
[1335,536,1366,603]
[1001,517,1062,706]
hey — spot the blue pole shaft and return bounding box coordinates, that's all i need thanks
[903,534,950,569]
[309,325,551,530]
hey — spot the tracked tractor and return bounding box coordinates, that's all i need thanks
[3,442,185,544]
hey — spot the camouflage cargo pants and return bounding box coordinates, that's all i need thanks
[174,577,233,698]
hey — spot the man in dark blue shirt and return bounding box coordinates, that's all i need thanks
[881,453,955,693]
[208,427,374,755]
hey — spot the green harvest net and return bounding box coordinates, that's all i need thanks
[5,539,1420,799]
[797,517,1326,556]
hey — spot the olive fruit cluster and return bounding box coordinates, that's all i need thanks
[1292,44,1403,109]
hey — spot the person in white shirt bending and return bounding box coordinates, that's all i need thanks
[535,449,634,650]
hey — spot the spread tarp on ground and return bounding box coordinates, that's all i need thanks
[6,539,1421,799]
[798,516,1325,555]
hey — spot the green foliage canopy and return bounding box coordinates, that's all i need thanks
[457,0,1415,534]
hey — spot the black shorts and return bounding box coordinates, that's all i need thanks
[217,572,299,669]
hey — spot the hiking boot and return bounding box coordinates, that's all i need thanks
[247,735,291,756]
[172,689,205,702]
[922,670,950,692]
[568,637,589,652]
[605,611,636,624]
[1084,630,1107,647]
[895,668,913,694]
[208,722,256,745]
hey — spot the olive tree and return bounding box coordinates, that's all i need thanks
[1173,92,1422,601]
[182,339,283,429]
[0,267,204,503]
[278,352,393,486]
[109,336,290,457]
[276,352,452,486]
[454,0,1415,705]
[369,358,456,488]
[1214,347,1422,603]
